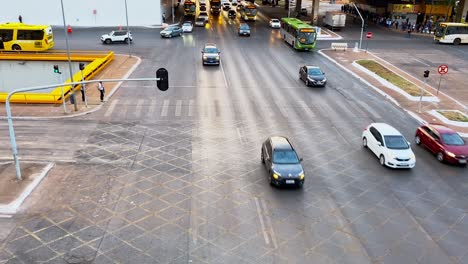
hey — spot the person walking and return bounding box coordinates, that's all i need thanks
[162,12,166,23]
[97,81,105,102]
[18,15,22,23]
[80,84,86,102]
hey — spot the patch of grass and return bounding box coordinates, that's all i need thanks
[357,60,431,97]
[437,111,468,122]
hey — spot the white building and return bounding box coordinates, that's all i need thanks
[0,0,163,27]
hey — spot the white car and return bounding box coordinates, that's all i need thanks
[101,30,133,44]
[269,19,281,28]
[362,123,416,168]
[182,22,193,32]
[199,11,209,22]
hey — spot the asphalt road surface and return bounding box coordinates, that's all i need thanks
[1,6,468,264]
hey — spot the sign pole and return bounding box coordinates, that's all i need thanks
[437,75,442,95]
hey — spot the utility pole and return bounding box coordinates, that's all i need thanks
[419,70,430,113]
[60,0,78,112]
[352,2,365,49]
[124,0,132,57]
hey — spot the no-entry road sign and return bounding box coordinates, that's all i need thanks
[438,64,448,75]
[366,32,373,39]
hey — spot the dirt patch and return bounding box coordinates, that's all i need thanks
[356,59,431,97]
[437,111,468,122]
[0,162,49,205]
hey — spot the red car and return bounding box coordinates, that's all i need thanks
[415,124,468,165]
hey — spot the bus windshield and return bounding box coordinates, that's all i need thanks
[245,8,257,16]
[298,31,315,44]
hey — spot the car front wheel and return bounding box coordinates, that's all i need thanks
[436,152,444,162]
[415,135,421,145]
[105,39,111,44]
[362,137,367,148]
[261,149,265,164]
[379,155,386,166]
[305,80,309,86]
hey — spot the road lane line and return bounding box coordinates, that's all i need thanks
[254,197,270,245]
[175,100,182,116]
[236,127,244,144]
[260,199,278,249]
[298,100,316,118]
[135,99,144,117]
[188,100,194,117]
[355,100,382,119]
[104,99,118,117]
[412,57,430,66]
[220,61,229,88]
[148,99,157,115]
[161,99,169,117]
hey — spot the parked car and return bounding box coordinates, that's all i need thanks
[202,43,220,65]
[182,21,193,32]
[222,2,231,10]
[299,65,327,87]
[195,17,207,26]
[228,10,236,18]
[101,30,133,44]
[415,124,468,165]
[160,26,183,38]
[238,23,251,36]
[362,123,416,168]
[269,18,281,28]
[261,136,305,187]
[199,11,209,21]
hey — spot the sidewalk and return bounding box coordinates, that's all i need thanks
[0,55,140,119]
[321,48,468,136]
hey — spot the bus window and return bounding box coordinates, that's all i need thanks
[0,29,13,41]
[17,30,44,40]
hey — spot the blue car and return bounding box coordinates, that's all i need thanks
[160,26,183,38]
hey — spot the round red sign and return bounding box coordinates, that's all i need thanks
[438,64,448,75]
[366,32,372,39]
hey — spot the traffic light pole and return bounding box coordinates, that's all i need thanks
[352,2,364,49]
[60,0,78,112]
[6,77,163,181]
[58,73,67,113]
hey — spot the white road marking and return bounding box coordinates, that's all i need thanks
[254,197,270,245]
[161,99,169,116]
[298,100,316,118]
[135,99,144,117]
[188,100,194,117]
[412,57,430,66]
[260,199,278,249]
[236,127,244,144]
[220,61,229,88]
[175,100,182,116]
[148,99,157,115]
[355,100,382,119]
[104,99,118,117]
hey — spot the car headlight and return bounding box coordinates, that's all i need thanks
[446,151,456,157]
[299,173,304,180]
[203,55,208,60]
[307,77,316,82]
[273,171,281,180]
[410,153,415,159]
[389,154,396,160]
[215,56,219,60]
[322,78,327,82]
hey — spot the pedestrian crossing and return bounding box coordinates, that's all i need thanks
[99,98,372,123]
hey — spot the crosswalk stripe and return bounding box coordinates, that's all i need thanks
[161,99,169,117]
[188,100,194,117]
[104,99,118,117]
[135,99,144,117]
[175,100,182,116]
[148,99,156,115]
[298,100,316,118]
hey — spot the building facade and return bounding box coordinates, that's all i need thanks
[0,0,163,27]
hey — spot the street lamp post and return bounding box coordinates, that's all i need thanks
[352,2,365,49]
[60,0,78,112]
[172,0,175,23]
[124,0,132,57]
[288,0,291,18]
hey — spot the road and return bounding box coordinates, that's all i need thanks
[1,5,468,264]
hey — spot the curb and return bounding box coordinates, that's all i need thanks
[0,162,54,215]
[0,55,142,121]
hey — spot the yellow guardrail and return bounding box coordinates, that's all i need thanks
[0,51,114,104]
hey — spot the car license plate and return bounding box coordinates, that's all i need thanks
[285,180,295,184]
[459,159,467,164]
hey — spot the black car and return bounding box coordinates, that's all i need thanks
[202,43,220,65]
[299,65,327,87]
[261,136,304,187]
[228,10,236,18]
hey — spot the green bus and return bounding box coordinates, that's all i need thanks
[280,18,317,50]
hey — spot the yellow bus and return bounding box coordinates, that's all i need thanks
[0,22,54,51]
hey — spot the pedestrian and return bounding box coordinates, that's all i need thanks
[162,12,166,23]
[395,21,399,30]
[18,15,22,23]
[97,81,105,102]
[407,28,412,38]
[80,84,86,102]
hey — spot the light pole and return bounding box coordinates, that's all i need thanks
[288,0,291,18]
[124,0,132,57]
[172,0,175,24]
[419,70,430,113]
[60,0,78,112]
[352,2,364,49]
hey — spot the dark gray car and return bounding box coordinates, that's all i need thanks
[299,65,327,87]
[261,136,304,187]
[160,26,183,38]
[238,23,251,36]
[202,44,220,66]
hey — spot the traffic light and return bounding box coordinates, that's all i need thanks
[53,65,60,74]
[79,63,85,71]
[423,70,430,78]
[156,68,169,91]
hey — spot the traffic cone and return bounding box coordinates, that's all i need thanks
[67,25,72,33]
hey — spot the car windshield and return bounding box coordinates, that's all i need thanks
[308,68,322,75]
[196,18,204,21]
[273,151,299,164]
[204,48,218,53]
[271,19,279,23]
[240,25,249,30]
[183,23,191,27]
[441,133,465,146]
[384,135,409,149]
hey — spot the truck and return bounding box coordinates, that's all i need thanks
[323,11,346,30]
